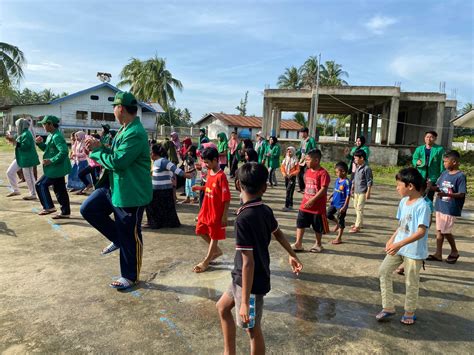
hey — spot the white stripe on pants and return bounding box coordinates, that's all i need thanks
[6,159,36,196]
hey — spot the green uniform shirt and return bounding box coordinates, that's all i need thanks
[90,117,152,208]
[100,133,113,147]
[267,144,281,168]
[256,140,269,164]
[16,130,40,168]
[297,137,317,159]
[412,144,445,182]
[37,129,71,178]
[347,145,371,165]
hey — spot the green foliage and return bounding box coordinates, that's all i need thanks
[235,91,248,116]
[319,61,349,86]
[452,135,474,142]
[459,102,473,115]
[293,112,307,127]
[300,56,319,89]
[277,66,303,89]
[159,107,193,127]
[0,42,25,91]
[118,56,183,111]
[1,88,68,106]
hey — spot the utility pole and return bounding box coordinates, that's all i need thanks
[309,53,321,139]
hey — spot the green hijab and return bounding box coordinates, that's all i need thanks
[217,132,228,153]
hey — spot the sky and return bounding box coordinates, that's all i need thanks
[1,0,473,122]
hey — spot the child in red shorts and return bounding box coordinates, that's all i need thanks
[192,147,231,272]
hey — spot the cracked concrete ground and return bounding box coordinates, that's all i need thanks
[0,152,473,354]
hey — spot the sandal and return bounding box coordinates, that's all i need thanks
[38,208,57,216]
[193,261,209,273]
[426,254,443,262]
[445,254,460,264]
[110,277,136,291]
[400,314,416,325]
[309,245,323,253]
[331,239,342,245]
[101,242,119,255]
[348,227,361,234]
[51,214,70,220]
[375,310,396,321]
[290,243,305,252]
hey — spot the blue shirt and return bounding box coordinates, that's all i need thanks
[332,178,351,209]
[394,197,431,260]
[435,171,467,217]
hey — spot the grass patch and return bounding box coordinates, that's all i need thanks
[0,138,14,153]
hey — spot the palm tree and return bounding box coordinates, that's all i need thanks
[40,88,55,102]
[277,66,303,89]
[300,56,319,89]
[293,112,307,127]
[460,102,473,115]
[0,42,26,90]
[118,56,183,112]
[319,61,349,86]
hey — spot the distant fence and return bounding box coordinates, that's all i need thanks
[155,125,200,139]
[452,140,474,151]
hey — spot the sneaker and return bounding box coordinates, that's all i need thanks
[282,207,291,212]
[6,191,20,197]
[22,195,37,200]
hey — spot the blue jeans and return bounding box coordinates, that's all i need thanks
[80,187,145,282]
[35,175,70,215]
[185,177,196,198]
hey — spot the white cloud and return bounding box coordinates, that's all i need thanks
[26,62,63,72]
[365,15,397,35]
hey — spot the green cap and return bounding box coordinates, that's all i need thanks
[101,123,111,130]
[112,91,138,107]
[38,115,60,125]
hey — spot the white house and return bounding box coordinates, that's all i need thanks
[0,83,163,135]
[196,113,303,140]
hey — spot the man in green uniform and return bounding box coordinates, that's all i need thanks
[35,115,71,218]
[81,91,152,291]
[412,130,445,200]
[255,131,269,164]
[100,123,113,147]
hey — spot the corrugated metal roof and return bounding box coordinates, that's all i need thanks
[197,113,303,130]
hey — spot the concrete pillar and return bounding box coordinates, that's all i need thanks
[308,92,318,138]
[436,101,446,146]
[371,113,378,144]
[447,106,456,148]
[262,98,272,138]
[380,102,390,145]
[349,113,356,142]
[363,112,369,139]
[387,96,399,145]
[270,108,279,137]
[273,109,282,138]
[356,112,362,138]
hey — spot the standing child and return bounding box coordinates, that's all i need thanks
[427,150,467,264]
[192,147,231,272]
[377,167,431,325]
[327,161,351,244]
[182,145,198,204]
[280,146,300,211]
[217,132,229,172]
[216,162,303,355]
[266,136,280,187]
[349,149,373,233]
[291,149,330,253]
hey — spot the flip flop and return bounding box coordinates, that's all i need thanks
[400,314,417,325]
[290,243,305,252]
[193,262,209,273]
[375,310,396,321]
[51,214,70,220]
[426,254,443,262]
[110,277,136,291]
[38,209,57,216]
[309,245,323,253]
[348,227,361,234]
[101,242,119,255]
[331,240,342,245]
[445,255,460,264]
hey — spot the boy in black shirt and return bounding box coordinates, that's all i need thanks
[216,162,303,354]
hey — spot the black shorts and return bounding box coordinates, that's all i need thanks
[327,205,347,229]
[296,210,329,234]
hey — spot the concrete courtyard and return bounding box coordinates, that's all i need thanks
[0,152,473,354]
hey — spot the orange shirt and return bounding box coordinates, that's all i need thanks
[198,170,231,225]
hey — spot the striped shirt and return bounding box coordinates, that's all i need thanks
[152,158,184,190]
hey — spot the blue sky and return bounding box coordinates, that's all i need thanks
[1,0,473,121]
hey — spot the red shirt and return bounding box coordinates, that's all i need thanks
[198,170,231,225]
[300,167,330,214]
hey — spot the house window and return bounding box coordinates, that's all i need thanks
[108,97,114,102]
[285,130,289,139]
[91,112,116,121]
[90,95,99,100]
[76,111,88,120]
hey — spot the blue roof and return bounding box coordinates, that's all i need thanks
[48,82,158,113]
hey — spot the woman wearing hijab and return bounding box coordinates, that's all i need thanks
[5,118,40,199]
[227,131,238,178]
[266,136,281,187]
[280,146,300,211]
[217,132,228,171]
[345,135,370,176]
[170,132,181,154]
[179,137,193,161]
[67,131,90,191]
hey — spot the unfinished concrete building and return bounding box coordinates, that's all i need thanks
[262,86,457,147]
